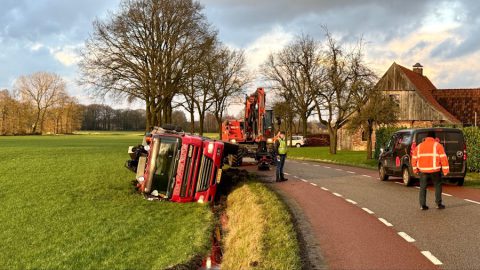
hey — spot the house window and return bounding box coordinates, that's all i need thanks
[389,94,400,108]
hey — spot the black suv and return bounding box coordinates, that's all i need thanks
[378,128,467,186]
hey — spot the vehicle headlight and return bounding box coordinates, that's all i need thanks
[144,145,150,151]
[207,142,214,154]
[230,139,237,144]
[267,138,273,144]
[137,176,145,183]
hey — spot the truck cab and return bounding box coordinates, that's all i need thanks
[126,127,236,203]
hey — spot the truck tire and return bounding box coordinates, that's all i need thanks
[379,164,388,181]
[402,167,413,186]
[228,150,244,167]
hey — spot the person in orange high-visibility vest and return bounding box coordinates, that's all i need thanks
[411,131,450,210]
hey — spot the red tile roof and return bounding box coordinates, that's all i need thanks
[397,64,461,124]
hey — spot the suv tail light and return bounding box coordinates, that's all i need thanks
[410,141,417,156]
[464,143,467,161]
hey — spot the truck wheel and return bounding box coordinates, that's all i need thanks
[379,164,389,181]
[296,143,301,148]
[457,178,465,186]
[402,167,413,186]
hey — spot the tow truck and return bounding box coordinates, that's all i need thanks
[221,87,276,169]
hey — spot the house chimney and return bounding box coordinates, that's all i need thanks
[413,63,423,75]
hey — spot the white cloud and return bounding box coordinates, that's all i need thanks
[243,26,294,73]
[49,45,81,66]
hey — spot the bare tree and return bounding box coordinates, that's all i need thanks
[347,89,399,159]
[79,0,216,130]
[209,46,248,139]
[315,29,377,154]
[15,72,67,134]
[263,34,321,137]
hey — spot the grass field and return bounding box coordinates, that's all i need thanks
[222,181,301,270]
[0,133,213,269]
[288,146,378,169]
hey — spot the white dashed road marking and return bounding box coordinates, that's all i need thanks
[421,251,443,265]
[333,192,343,197]
[302,162,309,165]
[345,199,357,205]
[415,186,420,189]
[362,175,372,178]
[293,176,299,179]
[301,179,308,183]
[310,183,318,187]
[398,232,416,243]
[335,168,343,171]
[314,164,320,167]
[378,218,393,227]
[442,192,452,197]
[324,166,331,169]
[321,187,329,191]
[347,171,355,174]
[362,208,374,214]
[465,199,480,205]
[395,182,403,185]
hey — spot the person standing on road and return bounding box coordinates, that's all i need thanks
[274,131,288,182]
[411,131,450,210]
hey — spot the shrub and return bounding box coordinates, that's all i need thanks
[463,127,480,172]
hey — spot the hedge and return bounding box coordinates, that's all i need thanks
[463,127,480,172]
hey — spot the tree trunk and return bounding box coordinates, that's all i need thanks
[366,122,373,160]
[146,102,152,131]
[301,115,308,137]
[199,112,204,135]
[328,126,338,154]
[216,115,223,140]
[190,111,195,133]
[32,109,41,134]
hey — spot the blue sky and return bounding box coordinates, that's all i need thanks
[1,0,480,110]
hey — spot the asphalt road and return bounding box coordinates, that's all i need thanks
[265,159,480,270]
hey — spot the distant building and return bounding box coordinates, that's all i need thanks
[339,62,480,151]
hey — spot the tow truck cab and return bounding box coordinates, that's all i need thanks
[127,128,236,203]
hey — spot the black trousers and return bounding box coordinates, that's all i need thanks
[419,172,443,206]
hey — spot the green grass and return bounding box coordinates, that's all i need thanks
[0,134,213,269]
[465,173,480,188]
[288,146,377,169]
[222,181,301,270]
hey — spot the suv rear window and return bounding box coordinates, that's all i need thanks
[415,131,464,151]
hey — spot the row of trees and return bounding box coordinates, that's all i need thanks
[263,30,396,155]
[0,72,83,135]
[79,0,249,136]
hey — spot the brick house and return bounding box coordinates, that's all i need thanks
[338,62,480,151]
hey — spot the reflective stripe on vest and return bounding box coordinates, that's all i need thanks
[278,139,287,155]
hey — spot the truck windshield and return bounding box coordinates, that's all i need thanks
[151,136,180,197]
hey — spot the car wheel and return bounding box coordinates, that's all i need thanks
[402,167,413,186]
[457,178,465,186]
[379,165,389,181]
[296,143,301,148]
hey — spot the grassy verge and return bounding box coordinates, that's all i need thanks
[0,135,213,269]
[222,181,301,270]
[465,173,480,188]
[288,146,377,169]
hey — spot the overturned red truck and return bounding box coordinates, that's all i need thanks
[126,126,238,203]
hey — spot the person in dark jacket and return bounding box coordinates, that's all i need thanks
[274,131,288,182]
